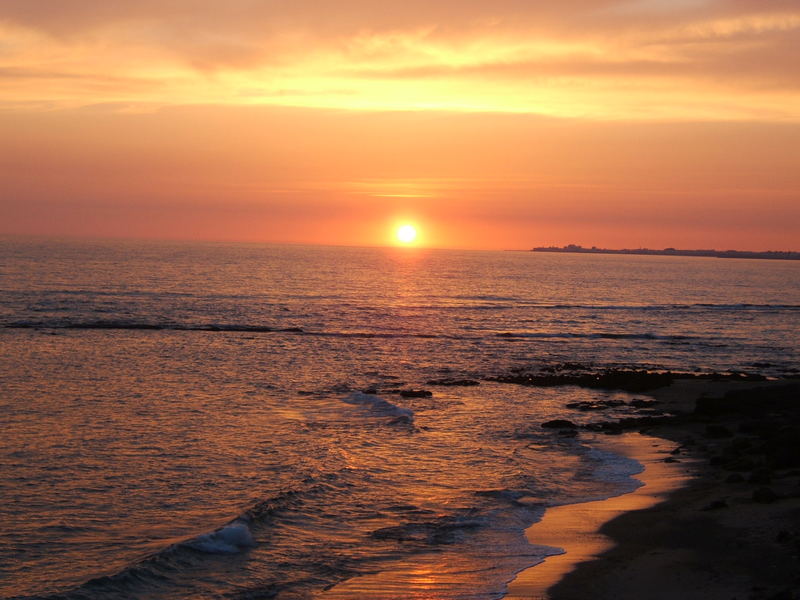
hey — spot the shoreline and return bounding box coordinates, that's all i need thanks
[315,378,799,600]
[508,379,800,600]
[504,431,694,600]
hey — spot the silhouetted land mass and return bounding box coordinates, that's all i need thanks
[532,244,800,260]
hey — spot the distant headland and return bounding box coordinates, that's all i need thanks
[532,244,800,260]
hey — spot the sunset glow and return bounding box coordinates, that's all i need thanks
[3,3,800,597]
[0,1,798,250]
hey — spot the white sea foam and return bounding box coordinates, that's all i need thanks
[585,446,644,491]
[343,392,414,419]
[184,520,255,554]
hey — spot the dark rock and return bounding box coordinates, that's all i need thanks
[725,473,745,483]
[704,424,733,438]
[766,588,796,600]
[762,428,800,469]
[664,457,680,463]
[361,387,378,395]
[566,402,601,411]
[280,327,304,333]
[738,421,759,434]
[720,371,767,382]
[541,419,577,429]
[775,530,792,543]
[566,399,627,411]
[701,499,728,511]
[398,390,433,398]
[695,384,800,418]
[695,397,734,416]
[426,378,480,387]
[629,399,659,408]
[748,468,773,485]
[584,421,624,434]
[727,437,754,451]
[722,457,757,472]
[752,487,779,503]
[491,369,673,392]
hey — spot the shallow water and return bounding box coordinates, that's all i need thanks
[1,239,798,599]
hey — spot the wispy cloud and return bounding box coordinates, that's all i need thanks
[0,1,798,119]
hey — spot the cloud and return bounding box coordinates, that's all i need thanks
[0,0,798,119]
[342,26,800,92]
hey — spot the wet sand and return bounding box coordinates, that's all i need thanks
[504,432,694,600]
[507,379,800,600]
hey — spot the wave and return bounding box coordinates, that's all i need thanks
[181,519,255,554]
[28,475,347,600]
[451,294,520,302]
[0,288,283,301]
[572,303,788,312]
[7,288,798,314]
[3,320,301,333]
[529,303,800,311]
[2,319,712,345]
[1,320,456,340]
[356,301,800,312]
[342,392,414,420]
[513,302,800,311]
[582,446,644,492]
[315,330,449,339]
[494,331,694,341]
[689,303,800,310]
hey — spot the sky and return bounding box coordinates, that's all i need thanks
[1,0,799,250]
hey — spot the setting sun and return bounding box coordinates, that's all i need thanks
[396,224,418,244]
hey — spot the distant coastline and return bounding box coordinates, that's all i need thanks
[532,244,800,260]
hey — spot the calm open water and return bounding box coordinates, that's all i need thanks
[1,239,798,599]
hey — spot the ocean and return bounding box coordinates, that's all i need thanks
[1,239,798,600]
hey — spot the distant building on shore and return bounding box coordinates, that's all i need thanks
[531,245,800,260]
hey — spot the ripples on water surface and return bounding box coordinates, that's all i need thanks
[1,240,798,599]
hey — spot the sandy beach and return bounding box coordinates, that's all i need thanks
[504,431,694,600]
[507,379,800,600]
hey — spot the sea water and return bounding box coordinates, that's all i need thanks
[1,239,798,599]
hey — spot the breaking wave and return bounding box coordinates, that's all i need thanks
[342,392,415,420]
[182,519,255,554]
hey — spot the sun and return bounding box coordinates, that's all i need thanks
[396,224,418,244]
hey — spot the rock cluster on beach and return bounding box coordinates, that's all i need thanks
[543,380,800,600]
[490,368,675,392]
[489,363,767,393]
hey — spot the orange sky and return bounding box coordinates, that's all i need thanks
[1,0,799,250]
